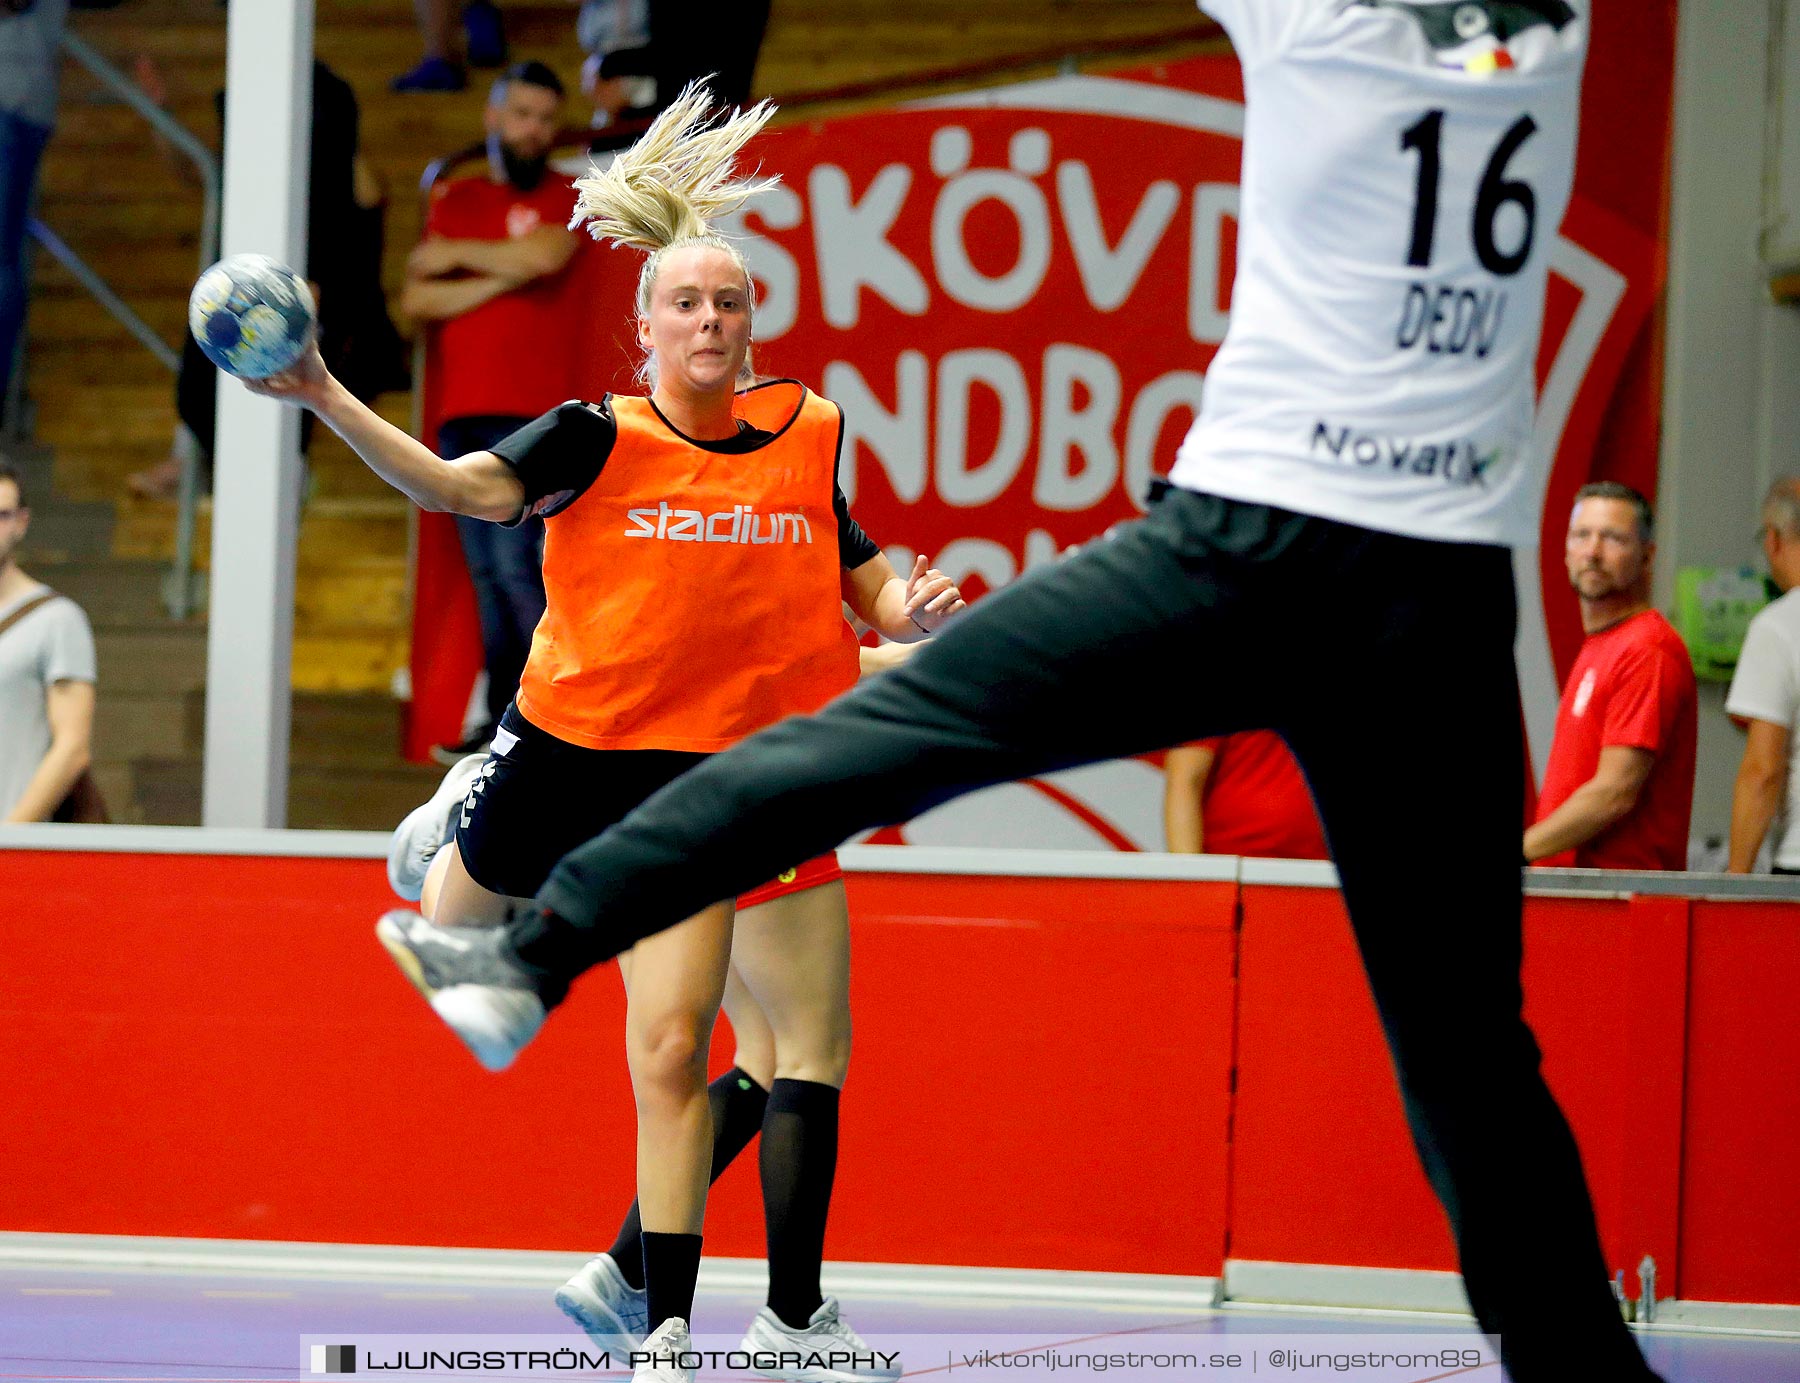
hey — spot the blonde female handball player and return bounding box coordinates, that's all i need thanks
[242,85,960,1383]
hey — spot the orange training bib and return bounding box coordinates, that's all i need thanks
[515,379,863,751]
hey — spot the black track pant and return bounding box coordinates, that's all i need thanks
[517,488,1660,1382]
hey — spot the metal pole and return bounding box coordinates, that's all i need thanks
[201,0,313,828]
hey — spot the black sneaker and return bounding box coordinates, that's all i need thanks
[391,55,467,93]
[375,910,548,1071]
[430,727,493,767]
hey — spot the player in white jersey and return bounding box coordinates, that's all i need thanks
[1172,0,1581,545]
[378,4,1665,1379]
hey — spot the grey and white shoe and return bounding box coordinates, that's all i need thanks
[554,1252,647,1356]
[632,1317,696,1383]
[374,909,548,1071]
[741,1298,900,1382]
[386,753,489,901]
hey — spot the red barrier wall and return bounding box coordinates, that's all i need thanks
[1230,885,1452,1270]
[838,873,1236,1274]
[1679,901,1800,1304]
[1229,889,1690,1288]
[0,854,1234,1276]
[4,847,1797,1303]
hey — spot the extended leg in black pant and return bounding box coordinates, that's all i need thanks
[516,492,1280,975]
[1282,540,1658,1382]
[503,492,1657,1382]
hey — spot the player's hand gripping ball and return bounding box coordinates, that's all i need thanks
[187,253,317,379]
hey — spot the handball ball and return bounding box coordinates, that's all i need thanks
[187,253,316,379]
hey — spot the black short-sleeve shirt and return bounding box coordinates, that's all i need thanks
[487,397,881,570]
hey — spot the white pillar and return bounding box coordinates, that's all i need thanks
[202,0,314,828]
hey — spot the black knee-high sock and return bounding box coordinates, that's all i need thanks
[641,1231,702,1334]
[760,1078,841,1329]
[608,1068,769,1290]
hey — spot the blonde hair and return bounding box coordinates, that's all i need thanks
[569,82,777,386]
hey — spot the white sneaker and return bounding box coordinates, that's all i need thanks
[374,909,548,1071]
[386,753,489,900]
[554,1252,648,1356]
[632,1317,696,1383]
[741,1298,901,1382]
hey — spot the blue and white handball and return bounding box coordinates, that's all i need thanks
[187,253,317,379]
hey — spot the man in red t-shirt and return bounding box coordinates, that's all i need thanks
[1163,731,1329,859]
[401,59,581,762]
[1527,482,1697,871]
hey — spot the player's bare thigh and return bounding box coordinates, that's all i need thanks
[729,879,853,1088]
[423,840,531,927]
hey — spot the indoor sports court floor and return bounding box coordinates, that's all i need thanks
[4,1253,1798,1382]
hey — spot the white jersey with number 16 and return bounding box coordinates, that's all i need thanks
[1170,0,1587,546]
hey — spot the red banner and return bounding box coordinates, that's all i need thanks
[412,55,1667,847]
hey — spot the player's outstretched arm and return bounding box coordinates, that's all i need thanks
[241,346,526,522]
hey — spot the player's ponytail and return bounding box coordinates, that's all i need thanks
[569,81,778,261]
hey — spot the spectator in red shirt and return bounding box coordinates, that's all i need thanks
[1163,731,1328,859]
[401,60,581,762]
[1527,482,1697,871]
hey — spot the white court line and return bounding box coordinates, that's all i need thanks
[199,1290,294,1300]
[0,1234,1217,1311]
[18,1288,113,1296]
[379,1291,476,1301]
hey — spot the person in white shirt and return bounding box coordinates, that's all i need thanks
[0,461,96,822]
[1726,477,1800,873]
[375,6,1661,1380]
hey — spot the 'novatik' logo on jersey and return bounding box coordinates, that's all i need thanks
[624,501,815,545]
[1310,421,1503,488]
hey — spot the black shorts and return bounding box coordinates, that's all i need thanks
[453,704,706,898]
